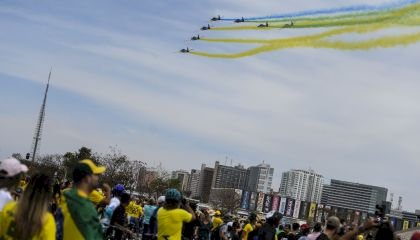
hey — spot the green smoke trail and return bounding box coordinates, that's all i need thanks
[210,3,420,31]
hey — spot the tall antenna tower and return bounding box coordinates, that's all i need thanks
[390,193,394,209]
[30,69,52,162]
[398,196,403,211]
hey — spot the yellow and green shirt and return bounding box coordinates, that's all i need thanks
[60,188,103,240]
[212,217,223,230]
[126,201,143,219]
[0,201,56,240]
[242,223,253,240]
[89,189,105,207]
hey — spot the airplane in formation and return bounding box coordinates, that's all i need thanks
[284,21,294,28]
[234,17,245,23]
[211,15,221,21]
[257,22,269,28]
[191,34,200,40]
[180,47,191,53]
[201,24,211,30]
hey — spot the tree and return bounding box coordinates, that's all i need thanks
[22,154,65,180]
[97,146,145,190]
[148,177,181,199]
[63,147,95,179]
[11,153,23,161]
[150,177,167,199]
[209,188,242,213]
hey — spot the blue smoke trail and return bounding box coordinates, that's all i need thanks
[222,0,420,21]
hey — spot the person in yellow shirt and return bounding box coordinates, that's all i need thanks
[126,197,143,235]
[242,213,257,240]
[212,211,223,231]
[157,188,196,240]
[59,159,106,240]
[0,173,56,239]
[89,183,111,215]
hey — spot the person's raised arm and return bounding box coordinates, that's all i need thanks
[182,199,196,222]
[339,219,378,240]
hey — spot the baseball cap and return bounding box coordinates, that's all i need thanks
[326,216,341,229]
[79,159,106,174]
[301,224,310,230]
[0,158,28,178]
[215,210,222,216]
[73,159,106,182]
[158,196,166,204]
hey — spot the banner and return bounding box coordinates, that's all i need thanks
[256,192,265,212]
[308,202,317,220]
[316,204,324,222]
[263,194,273,213]
[346,209,353,223]
[299,201,309,219]
[285,198,295,217]
[293,200,301,219]
[271,196,280,212]
[241,191,250,209]
[249,192,257,211]
[279,197,287,215]
[403,220,409,230]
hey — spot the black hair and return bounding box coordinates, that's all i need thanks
[53,183,61,198]
[63,180,71,188]
[313,222,322,232]
[120,193,131,205]
[292,223,300,231]
[72,164,92,184]
[375,222,395,240]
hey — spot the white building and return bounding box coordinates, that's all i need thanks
[187,169,201,197]
[279,169,323,203]
[171,170,190,191]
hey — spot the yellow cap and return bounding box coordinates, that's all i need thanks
[215,210,221,216]
[80,159,106,174]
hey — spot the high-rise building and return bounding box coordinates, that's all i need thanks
[198,164,214,203]
[245,163,274,193]
[187,169,201,198]
[321,179,388,214]
[279,169,324,203]
[171,170,190,191]
[211,161,248,190]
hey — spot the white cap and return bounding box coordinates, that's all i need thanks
[158,195,166,204]
[0,158,28,177]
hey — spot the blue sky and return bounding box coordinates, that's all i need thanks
[1,0,419,211]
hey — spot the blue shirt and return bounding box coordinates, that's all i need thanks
[143,205,157,224]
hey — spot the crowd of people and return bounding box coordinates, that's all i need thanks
[0,157,419,240]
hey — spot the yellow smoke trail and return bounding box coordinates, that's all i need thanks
[192,31,420,58]
[201,24,392,44]
[193,8,420,58]
[192,2,420,58]
[313,32,420,50]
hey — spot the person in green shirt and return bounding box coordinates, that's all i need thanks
[60,159,106,240]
